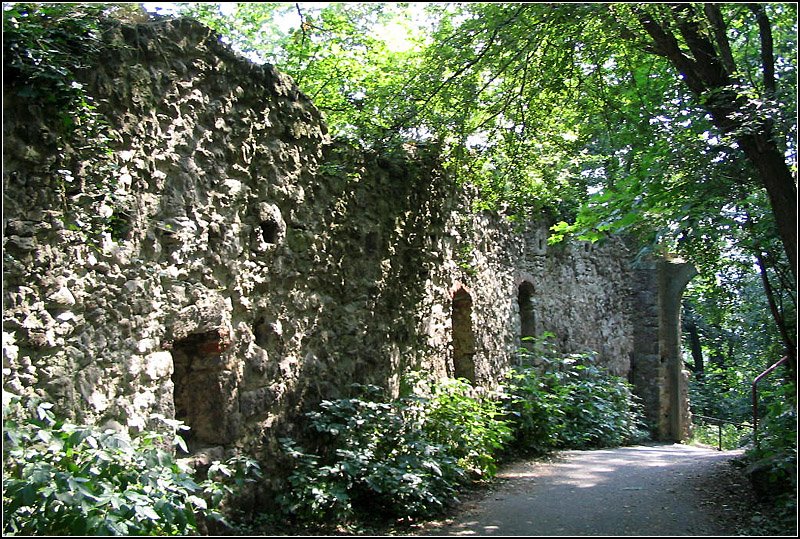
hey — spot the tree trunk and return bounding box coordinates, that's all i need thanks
[633,4,798,281]
[755,247,798,375]
[738,133,798,280]
[685,318,705,377]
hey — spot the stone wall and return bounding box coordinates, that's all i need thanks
[2,15,691,465]
[516,222,635,375]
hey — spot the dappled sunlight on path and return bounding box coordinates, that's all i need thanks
[417,444,744,536]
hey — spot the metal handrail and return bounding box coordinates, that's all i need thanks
[692,413,753,451]
[752,356,789,450]
[692,414,753,428]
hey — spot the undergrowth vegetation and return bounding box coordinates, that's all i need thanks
[505,344,649,454]
[2,338,649,534]
[278,385,471,525]
[275,337,647,530]
[687,359,796,535]
[2,395,261,536]
[743,381,797,533]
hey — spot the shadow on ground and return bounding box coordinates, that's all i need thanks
[413,443,748,537]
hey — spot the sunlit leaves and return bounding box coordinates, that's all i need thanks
[178,2,427,144]
[506,341,648,453]
[2,396,262,536]
[171,3,793,228]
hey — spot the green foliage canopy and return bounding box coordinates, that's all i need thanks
[177,3,795,256]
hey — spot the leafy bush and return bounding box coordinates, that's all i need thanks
[556,354,648,448]
[278,378,512,526]
[746,382,797,499]
[751,382,797,456]
[504,347,648,453]
[2,396,261,536]
[279,385,466,525]
[3,3,141,241]
[278,345,648,528]
[419,377,512,477]
[503,363,566,455]
[4,3,105,113]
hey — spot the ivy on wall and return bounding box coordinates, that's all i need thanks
[3,3,139,241]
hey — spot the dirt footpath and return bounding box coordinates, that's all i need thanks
[416,444,745,536]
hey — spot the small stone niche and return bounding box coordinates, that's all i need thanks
[170,329,234,451]
[260,219,280,244]
[518,281,536,350]
[255,202,286,250]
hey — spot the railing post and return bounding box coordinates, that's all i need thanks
[691,414,752,450]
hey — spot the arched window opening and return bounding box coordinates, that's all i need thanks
[452,288,476,382]
[518,282,536,351]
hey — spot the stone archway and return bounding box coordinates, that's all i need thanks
[660,259,698,441]
[631,257,697,441]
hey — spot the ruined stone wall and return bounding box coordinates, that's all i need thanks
[3,16,689,461]
[3,17,460,454]
[516,222,635,376]
[419,214,637,384]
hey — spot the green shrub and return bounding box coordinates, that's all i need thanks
[503,363,566,455]
[278,385,465,525]
[2,396,261,536]
[278,377,513,526]
[746,382,797,496]
[688,363,754,425]
[504,347,648,453]
[751,382,797,456]
[278,347,648,528]
[420,377,512,478]
[558,354,648,448]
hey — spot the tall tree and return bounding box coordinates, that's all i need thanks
[623,3,797,279]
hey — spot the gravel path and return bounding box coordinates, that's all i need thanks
[416,443,745,536]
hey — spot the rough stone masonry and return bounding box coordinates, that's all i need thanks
[2,16,694,465]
